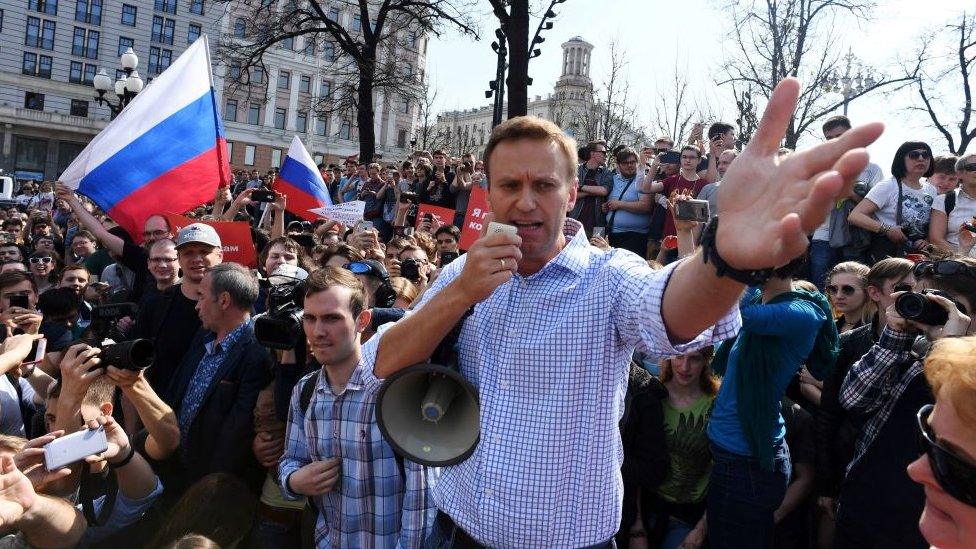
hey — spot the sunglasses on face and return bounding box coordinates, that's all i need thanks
[29,257,53,265]
[917,404,976,506]
[825,284,861,296]
[913,260,976,280]
[907,150,931,161]
[343,261,381,278]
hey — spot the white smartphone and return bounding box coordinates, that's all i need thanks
[361,220,374,231]
[25,337,46,364]
[44,427,108,471]
[487,222,518,237]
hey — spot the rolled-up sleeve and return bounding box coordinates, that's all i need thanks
[616,257,741,358]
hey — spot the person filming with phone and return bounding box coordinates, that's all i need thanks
[373,78,884,547]
[836,257,976,548]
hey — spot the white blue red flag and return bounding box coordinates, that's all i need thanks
[60,36,229,240]
[273,135,333,220]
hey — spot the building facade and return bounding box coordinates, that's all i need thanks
[432,36,604,159]
[0,0,222,180]
[0,0,427,181]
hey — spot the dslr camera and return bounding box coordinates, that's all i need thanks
[894,290,963,326]
[400,258,422,283]
[254,279,305,350]
[89,303,155,371]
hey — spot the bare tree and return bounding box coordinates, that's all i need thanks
[652,59,714,146]
[416,82,449,152]
[219,0,477,162]
[909,11,976,155]
[718,0,917,147]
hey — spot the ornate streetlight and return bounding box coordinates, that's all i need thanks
[821,49,878,116]
[92,47,144,116]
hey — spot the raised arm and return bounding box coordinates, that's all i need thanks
[106,367,180,461]
[55,183,125,256]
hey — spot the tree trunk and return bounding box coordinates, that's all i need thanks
[357,60,377,163]
[505,0,530,118]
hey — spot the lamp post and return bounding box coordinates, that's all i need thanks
[821,49,877,116]
[486,28,508,129]
[93,47,144,117]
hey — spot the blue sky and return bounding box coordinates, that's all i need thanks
[426,0,973,165]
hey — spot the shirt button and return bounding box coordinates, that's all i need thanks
[507,329,517,337]
[491,435,500,443]
[499,380,509,389]
[485,489,494,498]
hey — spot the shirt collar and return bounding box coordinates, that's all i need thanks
[205,319,250,355]
[532,218,590,279]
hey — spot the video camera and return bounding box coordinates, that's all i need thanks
[254,275,306,350]
[89,303,154,371]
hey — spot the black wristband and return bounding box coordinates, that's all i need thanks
[109,445,136,469]
[699,216,774,286]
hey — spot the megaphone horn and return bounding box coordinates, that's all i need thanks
[376,363,480,467]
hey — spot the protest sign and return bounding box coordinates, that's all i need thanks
[309,200,365,226]
[165,214,257,268]
[459,186,490,250]
[416,203,456,231]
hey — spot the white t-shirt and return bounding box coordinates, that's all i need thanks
[812,162,885,241]
[863,177,936,240]
[0,375,35,437]
[932,187,976,248]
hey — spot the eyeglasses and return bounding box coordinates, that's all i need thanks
[28,257,53,265]
[907,150,931,160]
[149,256,178,264]
[961,163,976,172]
[917,404,976,506]
[825,284,861,296]
[913,260,976,280]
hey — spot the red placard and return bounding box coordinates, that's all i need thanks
[459,186,490,250]
[165,214,258,268]
[415,203,457,231]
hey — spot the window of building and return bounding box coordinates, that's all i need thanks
[71,62,96,84]
[118,36,133,56]
[37,55,52,78]
[338,120,351,140]
[244,145,255,166]
[296,111,307,132]
[233,17,245,37]
[277,71,290,90]
[15,137,48,173]
[280,36,293,50]
[316,116,328,136]
[29,0,58,16]
[401,100,409,114]
[70,99,88,117]
[148,46,172,75]
[274,108,286,129]
[251,67,264,83]
[403,63,412,77]
[397,128,407,148]
[302,37,315,56]
[22,53,37,76]
[75,0,101,25]
[299,75,311,93]
[320,80,332,98]
[247,103,260,125]
[224,99,237,121]
[25,17,56,50]
[327,7,338,20]
[151,16,174,44]
[154,0,176,14]
[323,41,335,61]
[189,0,203,15]
[121,3,136,25]
[24,92,45,111]
[228,63,241,80]
[188,23,200,43]
[226,141,233,162]
[72,27,99,58]
[406,31,416,48]
[0,10,4,32]
[69,61,83,83]
[351,13,361,31]
[271,149,282,168]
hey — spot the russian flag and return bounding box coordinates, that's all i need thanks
[274,135,333,221]
[60,36,229,241]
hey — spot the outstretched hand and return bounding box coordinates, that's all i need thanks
[715,78,884,270]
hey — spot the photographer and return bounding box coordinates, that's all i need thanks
[390,244,433,293]
[836,257,976,548]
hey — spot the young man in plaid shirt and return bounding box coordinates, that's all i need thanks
[279,267,434,548]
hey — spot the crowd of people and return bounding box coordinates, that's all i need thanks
[0,78,973,549]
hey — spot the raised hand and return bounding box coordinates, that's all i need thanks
[715,78,884,270]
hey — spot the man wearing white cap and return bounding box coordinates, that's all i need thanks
[137,223,223,401]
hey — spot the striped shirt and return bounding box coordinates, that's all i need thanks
[387,218,740,547]
[279,345,435,549]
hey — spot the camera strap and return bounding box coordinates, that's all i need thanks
[79,464,118,527]
[606,175,637,234]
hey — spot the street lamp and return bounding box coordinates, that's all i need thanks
[821,48,879,116]
[93,47,144,117]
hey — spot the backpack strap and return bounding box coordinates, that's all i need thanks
[945,188,958,216]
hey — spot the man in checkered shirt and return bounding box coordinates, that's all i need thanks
[375,79,884,548]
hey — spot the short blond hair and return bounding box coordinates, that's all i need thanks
[483,116,577,184]
[925,336,976,425]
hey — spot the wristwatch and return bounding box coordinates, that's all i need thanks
[699,216,774,286]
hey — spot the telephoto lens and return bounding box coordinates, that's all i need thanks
[100,339,155,371]
[895,292,949,326]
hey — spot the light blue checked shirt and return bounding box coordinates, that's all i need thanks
[279,344,436,549]
[386,218,741,547]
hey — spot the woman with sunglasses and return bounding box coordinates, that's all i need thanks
[929,153,976,255]
[835,257,975,548]
[27,250,59,295]
[849,141,938,262]
[908,336,976,549]
[824,261,873,334]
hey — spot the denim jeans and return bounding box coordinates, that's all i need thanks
[706,442,791,549]
[808,239,838,290]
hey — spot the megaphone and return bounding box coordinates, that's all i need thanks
[376,363,480,467]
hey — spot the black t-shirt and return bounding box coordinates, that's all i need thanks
[136,284,202,398]
[39,322,74,353]
[119,240,152,304]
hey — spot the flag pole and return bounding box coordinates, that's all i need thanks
[202,34,229,188]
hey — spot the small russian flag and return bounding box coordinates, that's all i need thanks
[274,135,333,221]
[60,36,229,241]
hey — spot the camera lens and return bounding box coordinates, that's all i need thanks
[895,292,949,326]
[102,338,155,371]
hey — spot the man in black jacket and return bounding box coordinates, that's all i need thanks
[168,263,271,494]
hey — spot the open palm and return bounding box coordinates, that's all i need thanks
[0,456,35,528]
[716,78,884,270]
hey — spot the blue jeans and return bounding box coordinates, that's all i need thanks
[809,239,837,290]
[706,442,791,549]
